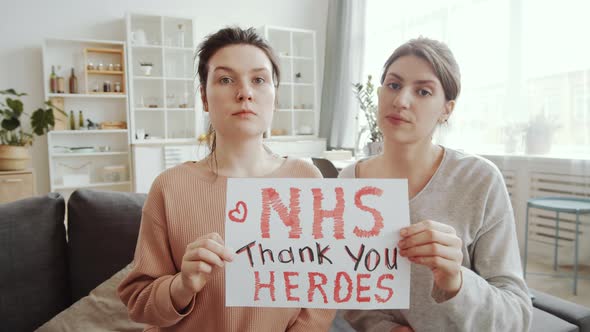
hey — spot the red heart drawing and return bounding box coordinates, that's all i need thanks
[228,201,248,223]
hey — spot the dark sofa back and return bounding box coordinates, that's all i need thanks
[0,193,69,332]
[67,189,146,302]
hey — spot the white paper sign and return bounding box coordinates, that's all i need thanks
[225,178,410,309]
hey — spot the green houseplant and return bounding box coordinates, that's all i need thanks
[353,75,383,155]
[0,89,62,170]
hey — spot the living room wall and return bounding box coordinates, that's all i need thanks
[0,0,329,194]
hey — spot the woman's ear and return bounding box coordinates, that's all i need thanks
[440,99,455,122]
[200,85,208,112]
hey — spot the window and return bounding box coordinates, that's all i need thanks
[363,0,590,157]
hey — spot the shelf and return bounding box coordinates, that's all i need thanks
[133,138,197,145]
[132,44,162,49]
[134,76,163,80]
[52,152,129,157]
[136,107,165,111]
[87,70,124,75]
[86,47,123,54]
[167,107,193,111]
[53,181,131,190]
[50,129,128,135]
[47,93,126,99]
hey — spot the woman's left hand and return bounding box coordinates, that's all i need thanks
[398,220,463,295]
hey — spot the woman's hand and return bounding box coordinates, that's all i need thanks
[171,232,234,311]
[398,220,463,296]
[179,232,234,293]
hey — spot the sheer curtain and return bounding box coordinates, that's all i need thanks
[319,0,366,150]
[361,0,590,158]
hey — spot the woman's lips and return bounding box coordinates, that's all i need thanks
[386,114,410,125]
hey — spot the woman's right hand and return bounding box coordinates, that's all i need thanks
[391,326,414,332]
[179,232,234,294]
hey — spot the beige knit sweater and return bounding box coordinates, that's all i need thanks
[118,158,336,332]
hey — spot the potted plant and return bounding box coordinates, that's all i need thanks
[353,75,383,155]
[524,111,560,155]
[0,89,61,170]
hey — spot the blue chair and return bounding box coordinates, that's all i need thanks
[524,196,590,295]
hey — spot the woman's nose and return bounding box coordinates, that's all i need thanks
[236,81,253,101]
[392,87,410,109]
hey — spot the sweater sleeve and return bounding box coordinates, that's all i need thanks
[117,178,196,327]
[286,308,336,332]
[343,309,401,332]
[431,211,533,331]
[430,168,533,331]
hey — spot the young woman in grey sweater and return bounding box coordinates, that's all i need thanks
[340,38,532,332]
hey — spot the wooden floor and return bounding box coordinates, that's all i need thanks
[526,259,590,307]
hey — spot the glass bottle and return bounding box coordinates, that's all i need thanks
[50,66,57,93]
[69,68,78,94]
[69,110,76,130]
[78,110,84,129]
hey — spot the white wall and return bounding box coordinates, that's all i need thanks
[0,0,329,194]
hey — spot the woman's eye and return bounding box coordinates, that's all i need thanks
[253,77,265,84]
[418,89,432,96]
[220,77,233,84]
[387,82,401,90]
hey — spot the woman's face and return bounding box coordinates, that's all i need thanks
[202,44,275,140]
[377,55,454,145]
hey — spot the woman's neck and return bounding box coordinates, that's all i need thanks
[371,140,444,198]
[206,134,281,177]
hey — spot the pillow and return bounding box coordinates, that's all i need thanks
[67,189,146,302]
[36,263,145,332]
[0,193,69,331]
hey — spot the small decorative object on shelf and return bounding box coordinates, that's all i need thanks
[69,110,75,130]
[103,81,112,93]
[177,24,185,47]
[99,121,127,130]
[139,61,153,76]
[295,72,302,82]
[78,110,84,129]
[86,119,97,130]
[114,82,121,93]
[69,68,78,94]
[50,65,57,93]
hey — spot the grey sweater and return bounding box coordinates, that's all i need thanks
[338,147,532,332]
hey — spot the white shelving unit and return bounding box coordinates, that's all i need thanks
[126,13,208,193]
[43,38,133,196]
[260,26,319,139]
[126,13,203,144]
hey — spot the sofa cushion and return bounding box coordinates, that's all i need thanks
[532,307,578,332]
[37,263,144,332]
[532,289,590,332]
[67,189,146,302]
[0,193,69,331]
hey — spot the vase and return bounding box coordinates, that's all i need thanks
[364,141,383,156]
[0,145,30,171]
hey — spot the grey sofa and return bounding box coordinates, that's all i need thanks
[1,189,589,331]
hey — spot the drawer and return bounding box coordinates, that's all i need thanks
[0,173,34,204]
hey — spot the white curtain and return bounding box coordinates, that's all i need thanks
[361,0,590,158]
[319,0,366,150]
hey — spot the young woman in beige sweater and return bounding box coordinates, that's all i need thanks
[118,27,335,332]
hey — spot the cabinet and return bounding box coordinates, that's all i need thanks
[126,13,204,144]
[260,26,319,139]
[42,38,132,196]
[0,169,35,204]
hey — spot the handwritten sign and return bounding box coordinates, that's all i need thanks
[225,178,410,309]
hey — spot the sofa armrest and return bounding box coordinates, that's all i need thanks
[531,289,590,331]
